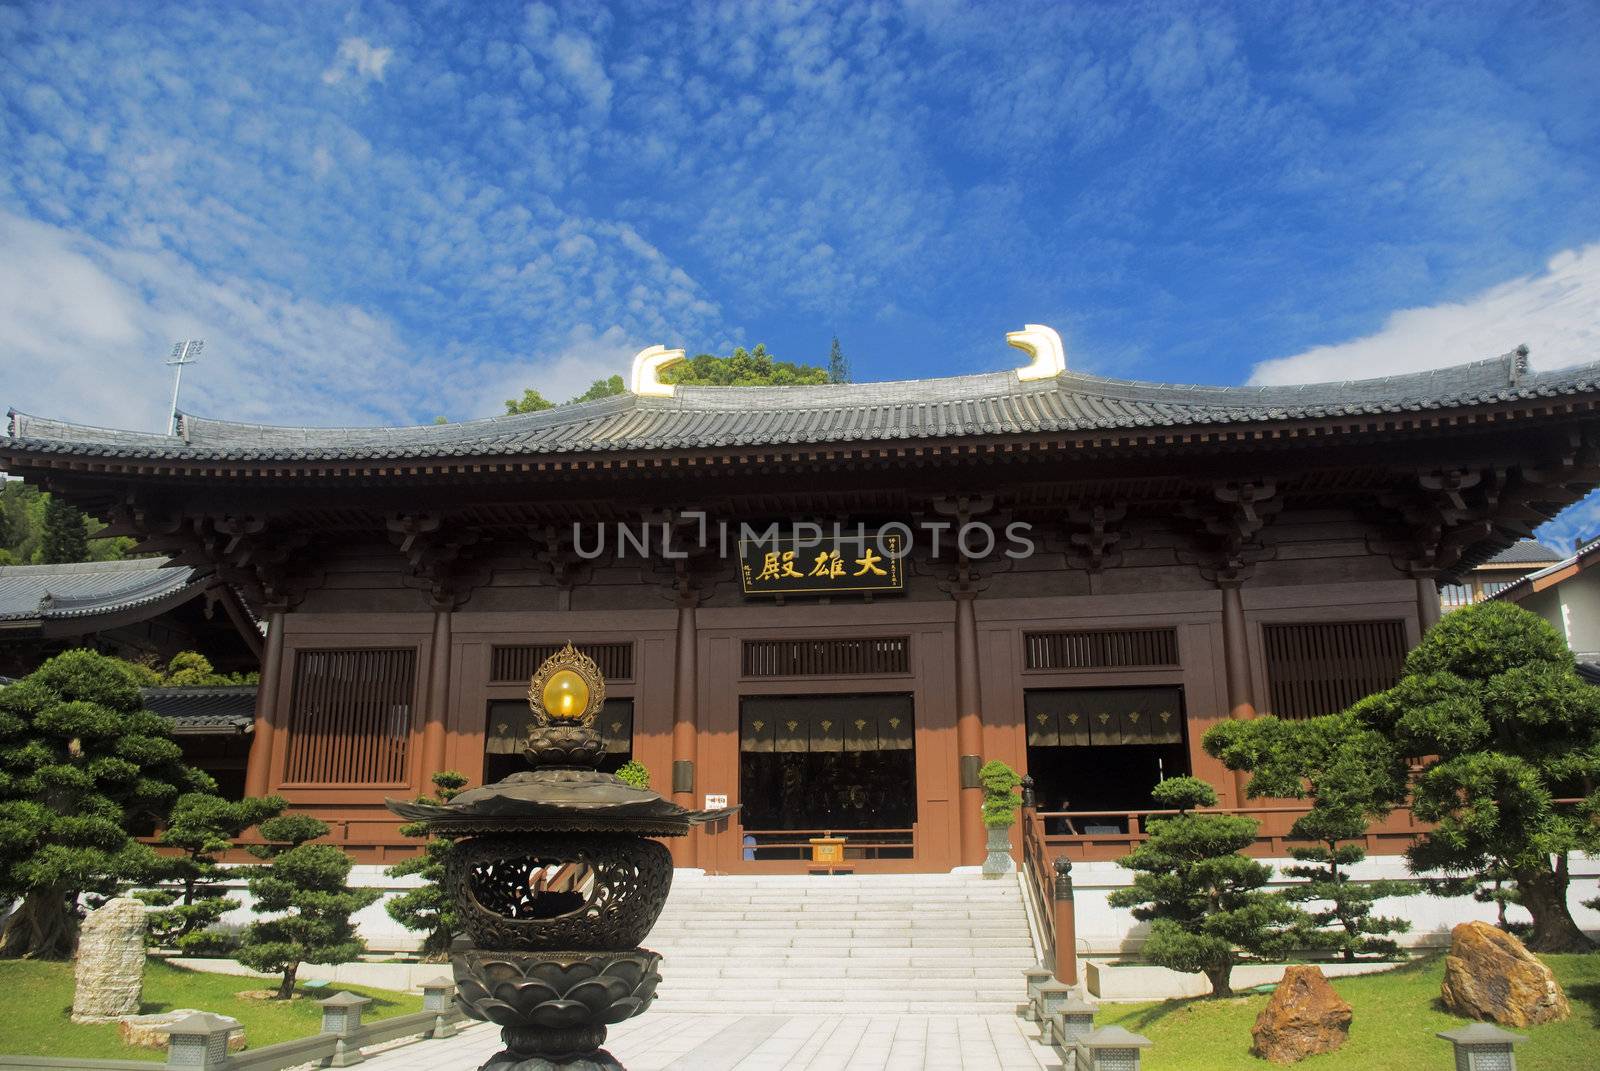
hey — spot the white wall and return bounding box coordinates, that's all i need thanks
[191,855,1600,956]
[1065,852,1600,955]
[1516,571,1600,657]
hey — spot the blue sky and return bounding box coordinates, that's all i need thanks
[2,1,1599,541]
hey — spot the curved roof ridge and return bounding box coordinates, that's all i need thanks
[6,352,1599,464]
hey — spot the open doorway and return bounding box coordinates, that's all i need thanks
[1024,686,1187,834]
[738,694,916,854]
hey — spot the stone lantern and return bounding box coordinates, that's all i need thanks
[388,644,728,1071]
[1437,1023,1526,1070]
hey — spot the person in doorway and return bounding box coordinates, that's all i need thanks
[1050,797,1079,837]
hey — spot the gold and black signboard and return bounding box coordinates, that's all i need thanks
[1025,687,1183,747]
[739,532,905,597]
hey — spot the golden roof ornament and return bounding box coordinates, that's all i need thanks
[527,642,606,727]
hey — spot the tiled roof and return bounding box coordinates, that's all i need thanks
[140,685,257,734]
[9,350,1599,464]
[1485,539,1563,565]
[0,559,204,624]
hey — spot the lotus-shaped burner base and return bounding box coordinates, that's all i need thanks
[455,948,662,1071]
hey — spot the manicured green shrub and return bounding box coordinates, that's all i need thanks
[978,760,1022,828]
[1205,713,1412,960]
[0,650,209,958]
[1353,601,1600,952]
[615,760,650,790]
[236,815,379,998]
[385,771,467,961]
[139,793,286,954]
[1107,777,1300,997]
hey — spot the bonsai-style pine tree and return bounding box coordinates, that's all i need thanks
[0,650,209,957]
[1205,713,1413,960]
[1106,777,1300,997]
[978,760,1022,828]
[1350,601,1600,952]
[385,770,468,960]
[236,815,379,997]
[139,793,286,954]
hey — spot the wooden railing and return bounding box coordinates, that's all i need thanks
[739,827,915,861]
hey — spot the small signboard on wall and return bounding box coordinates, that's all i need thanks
[704,794,728,810]
[739,531,905,596]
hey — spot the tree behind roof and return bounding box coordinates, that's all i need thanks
[1105,777,1300,997]
[139,793,286,954]
[828,337,849,383]
[123,651,259,688]
[236,814,380,998]
[1205,713,1413,960]
[662,344,828,386]
[39,494,89,564]
[1348,600,1600,952]
[0,649,211,958]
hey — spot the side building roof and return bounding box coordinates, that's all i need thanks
[140,685,257,735]
[8,349,1600,465]
[1483,539,1564,566]
[0,559,206,632]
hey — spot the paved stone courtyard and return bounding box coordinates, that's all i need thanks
[360,1013,1055,1070]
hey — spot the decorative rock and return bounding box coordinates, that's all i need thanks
[70,897,147,1023]
[1441,920,1570,1027]
[118,1010,246,1052]
[1250,965,1352,1065]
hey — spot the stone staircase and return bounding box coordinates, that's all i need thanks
[642,872,1040,1015]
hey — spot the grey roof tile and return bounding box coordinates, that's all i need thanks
[1486,539,1563,565]
[140,685,256,733]
[7,351,1600,464]
[0,559,203,622]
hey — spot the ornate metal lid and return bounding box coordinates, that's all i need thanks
[386,768,732,837]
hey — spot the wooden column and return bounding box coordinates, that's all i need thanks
[244,610,286,798]
[419,609,452,787]
[1219,584,1255,806]
[672,600,698,866]
[954,590,984,867]
[1416,576,1441,633]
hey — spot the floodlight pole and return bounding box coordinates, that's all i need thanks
[165,340,204,435]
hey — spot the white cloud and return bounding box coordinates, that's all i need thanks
[1250,244,1600,384]
[0,210,417,430]
[322,38,394,86]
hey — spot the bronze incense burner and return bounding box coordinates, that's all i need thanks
[388,644,727,1070]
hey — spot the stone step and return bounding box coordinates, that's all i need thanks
[646,999,1023,1015]
[639,873,1035,1012]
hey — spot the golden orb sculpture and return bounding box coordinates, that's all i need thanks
[526,642,606,726]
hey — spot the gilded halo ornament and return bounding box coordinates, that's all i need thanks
[527,642,606,726]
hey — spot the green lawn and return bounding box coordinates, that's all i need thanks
[1094,953,1600,1071]
[0,959,422,1062]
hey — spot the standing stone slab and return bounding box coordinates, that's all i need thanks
[1250,965,1352,1065]
[1441,920,1570,1027]
[71,896,147,1023]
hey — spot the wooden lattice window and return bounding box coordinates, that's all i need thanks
[742,637,910,677]
[283,648,416,784]
[1024,628,1178,670]
[491,643,634,682]
[1262,620,1409,719]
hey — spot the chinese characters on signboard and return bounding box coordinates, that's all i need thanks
[739,532,905,596]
